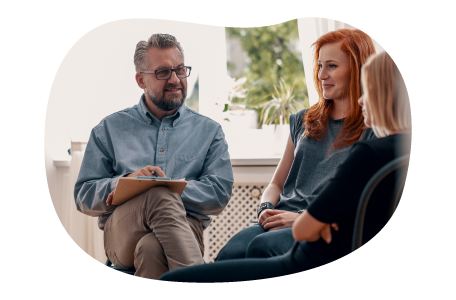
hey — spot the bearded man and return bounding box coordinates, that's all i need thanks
[74,33,233,279]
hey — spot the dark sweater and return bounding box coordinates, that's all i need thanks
[302,133,412,265]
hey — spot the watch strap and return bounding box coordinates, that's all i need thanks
[257,202,274,219]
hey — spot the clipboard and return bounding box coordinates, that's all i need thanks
[112,177,187,205]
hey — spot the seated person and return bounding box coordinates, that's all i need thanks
[159,51,411,282]
[74,33,233,280]
[216,29,376,261]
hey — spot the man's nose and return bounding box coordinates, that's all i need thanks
[168,70,180,84]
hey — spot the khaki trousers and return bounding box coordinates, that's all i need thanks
[104,186,204,279]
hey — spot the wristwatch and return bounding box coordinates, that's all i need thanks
[257,202,274,219]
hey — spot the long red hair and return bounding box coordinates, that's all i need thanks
[303,29,376,149]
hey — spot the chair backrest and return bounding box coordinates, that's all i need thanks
[352,154,410,252]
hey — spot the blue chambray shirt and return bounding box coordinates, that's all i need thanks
[74,94,234,230]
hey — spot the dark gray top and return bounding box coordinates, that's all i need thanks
[275,109,376,212]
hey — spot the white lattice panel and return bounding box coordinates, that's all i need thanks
[203,183,267,263]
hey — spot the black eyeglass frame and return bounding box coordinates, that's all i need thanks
[140,66,192,80]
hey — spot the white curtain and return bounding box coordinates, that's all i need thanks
[65,141,105,263]
[297,17,384,106]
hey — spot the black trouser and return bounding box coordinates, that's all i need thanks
[159,242,320,282]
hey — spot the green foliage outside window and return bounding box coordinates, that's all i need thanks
[226,19,309,126]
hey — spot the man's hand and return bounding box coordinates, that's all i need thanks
[319,223,339,244]
[261,209,300,231]
[126,165,167,178]
[106,166,167,206]
[106,190,115,206]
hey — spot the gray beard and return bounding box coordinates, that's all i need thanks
[148,91,187,111]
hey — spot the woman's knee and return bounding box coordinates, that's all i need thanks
[246,229,295,258]
[245,234,274,258]
[216,241,246,260]
[216,225,265,261]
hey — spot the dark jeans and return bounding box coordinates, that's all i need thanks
[159,242,321,282]
[216,225,295,260]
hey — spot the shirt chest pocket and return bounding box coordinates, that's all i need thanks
[173,153,206,180]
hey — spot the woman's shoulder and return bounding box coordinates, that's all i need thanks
[288,108,310,144]
[295,108,310,118]
[360,128,377,141]
[289,108,309,126]
[353,134,411,159]
[358,133,408,146]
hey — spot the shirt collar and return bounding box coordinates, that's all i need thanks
[138,93,187,127]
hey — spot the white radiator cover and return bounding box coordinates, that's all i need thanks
[203,183,266,263]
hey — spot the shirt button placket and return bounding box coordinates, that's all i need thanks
[159,129,165,154]
[156,124,167,173]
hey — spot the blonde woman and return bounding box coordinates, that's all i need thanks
[159,51,411,282]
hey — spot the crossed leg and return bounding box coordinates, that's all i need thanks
[104,186,204,279]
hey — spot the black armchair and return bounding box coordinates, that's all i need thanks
[352,154,410,251]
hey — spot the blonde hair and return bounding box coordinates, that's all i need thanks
[361,51,411,137]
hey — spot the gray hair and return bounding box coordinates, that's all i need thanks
[134,33,184,72]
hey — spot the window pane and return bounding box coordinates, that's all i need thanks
[225,19,309,129]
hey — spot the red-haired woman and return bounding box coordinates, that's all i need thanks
[216,29,377,261]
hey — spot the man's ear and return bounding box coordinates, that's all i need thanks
[135,72,146,89]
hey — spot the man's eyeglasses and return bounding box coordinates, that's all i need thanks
[140,66,192,80]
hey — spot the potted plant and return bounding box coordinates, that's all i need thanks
[259,78,306,154]
[259,78,305,128]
